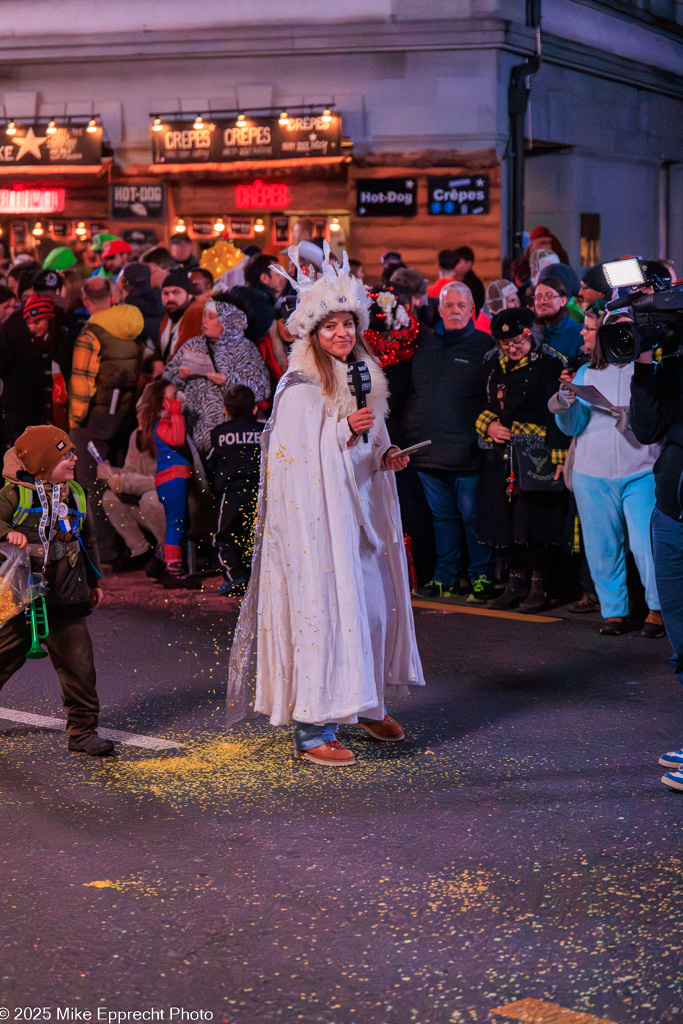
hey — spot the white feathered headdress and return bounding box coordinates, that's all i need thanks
[273,241,370,340]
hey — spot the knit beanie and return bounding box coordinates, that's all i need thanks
[14,425,75,479]
[161,268,194,293]
[581,264,610,296]
[22,295,56,321]
[539,262,580,297]
[529,225,552,241]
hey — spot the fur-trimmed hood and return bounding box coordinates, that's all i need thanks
[287,338,390,425]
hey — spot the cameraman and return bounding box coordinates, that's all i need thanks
[630,344,683,789]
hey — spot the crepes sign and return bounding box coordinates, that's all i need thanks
[427,175,489,216]
[152,113,342,164]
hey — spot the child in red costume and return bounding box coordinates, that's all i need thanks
[137,381,193,578]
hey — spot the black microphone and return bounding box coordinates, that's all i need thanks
[605,292,639,312]
[346,360,372,443]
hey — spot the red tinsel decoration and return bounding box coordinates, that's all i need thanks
[364,316,420,368]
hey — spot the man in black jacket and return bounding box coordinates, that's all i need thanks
[630,346,683,790]
[402,281,494,602]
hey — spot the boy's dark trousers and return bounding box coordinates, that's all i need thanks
[213,480,259,582]
[0,612,99,739]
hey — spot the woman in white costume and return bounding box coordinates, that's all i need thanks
[226,244,424,765]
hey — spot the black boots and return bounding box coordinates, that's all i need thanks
[518,572,550,614]
[488,570,529,610]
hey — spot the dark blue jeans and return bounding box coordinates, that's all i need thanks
[651,507,683,688]
[418,469,492,585]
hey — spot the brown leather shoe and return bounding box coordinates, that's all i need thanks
[294,740,356,766]
[357,715,405,742]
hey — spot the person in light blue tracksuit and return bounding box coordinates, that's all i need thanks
[551,319,663,636]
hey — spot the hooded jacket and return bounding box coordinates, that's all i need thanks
[68,304,144,428]
[163,301,270,453]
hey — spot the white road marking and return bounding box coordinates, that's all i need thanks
[0,706,184,750]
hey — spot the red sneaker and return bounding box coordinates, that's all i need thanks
[357,715,405,742]
[294,740,356,766]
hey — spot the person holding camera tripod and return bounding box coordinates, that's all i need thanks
[611,257,683,789]
[631,343,683,790]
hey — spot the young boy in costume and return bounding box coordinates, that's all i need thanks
[206,385,262,597]
[0,425,114,756]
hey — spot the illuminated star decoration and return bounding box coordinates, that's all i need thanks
[12,126,47,161]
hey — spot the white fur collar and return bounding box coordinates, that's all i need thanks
[287,338,389,423]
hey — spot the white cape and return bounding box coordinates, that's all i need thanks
[227,340,424,728]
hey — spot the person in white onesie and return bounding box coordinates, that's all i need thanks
[226,244,424,765]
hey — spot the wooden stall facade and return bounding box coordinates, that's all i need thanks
[347,149,502,286]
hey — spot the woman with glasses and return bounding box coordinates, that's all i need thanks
[551,308,664,637]
[534,278,584,366]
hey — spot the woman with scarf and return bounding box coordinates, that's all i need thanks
[163,297,270,455]
[227,245,424,766]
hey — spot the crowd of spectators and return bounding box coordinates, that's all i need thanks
[0,225,677,632]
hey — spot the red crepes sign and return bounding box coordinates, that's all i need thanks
[234,179,289,209]
[0,187,66,214]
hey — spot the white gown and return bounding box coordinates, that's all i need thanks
[227,339,424,728]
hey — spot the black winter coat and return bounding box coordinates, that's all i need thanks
[477,347,570,548]
[630,355,683,521]
[401,320,491,472]
[0,305,78,448]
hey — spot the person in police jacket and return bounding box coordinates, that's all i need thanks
[206,385,262,597]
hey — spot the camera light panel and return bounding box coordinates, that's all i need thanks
[603,258,646,290]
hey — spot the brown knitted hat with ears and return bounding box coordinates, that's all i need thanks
[14,425,75,479]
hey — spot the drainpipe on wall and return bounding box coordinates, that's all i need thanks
[507,1,542,262]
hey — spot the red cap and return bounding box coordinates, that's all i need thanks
[529,225,552,241]
[101,239,132,258]
[23,295,56,321]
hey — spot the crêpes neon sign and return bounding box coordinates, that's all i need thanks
[234,180,289,209]
[0,188,66,214]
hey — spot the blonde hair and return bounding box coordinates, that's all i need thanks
[309,320,377,396]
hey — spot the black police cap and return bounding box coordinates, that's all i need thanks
[490,307,536,342]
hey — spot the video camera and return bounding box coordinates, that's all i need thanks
[598,257,683,364]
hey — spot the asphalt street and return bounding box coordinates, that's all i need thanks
[0,576,682,1024]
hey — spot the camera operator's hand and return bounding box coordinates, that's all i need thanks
[635,349,654,364]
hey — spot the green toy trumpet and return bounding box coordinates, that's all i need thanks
[25,594,49,659]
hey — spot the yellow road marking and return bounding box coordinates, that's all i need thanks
[491,997,620,1024]
[411,598,561,623]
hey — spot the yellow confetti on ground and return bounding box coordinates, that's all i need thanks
[83,875,160,896]
[89,727,481,813]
